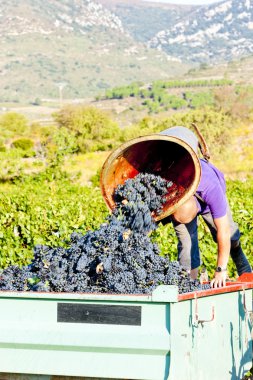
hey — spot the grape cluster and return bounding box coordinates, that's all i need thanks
[0,173,210,294]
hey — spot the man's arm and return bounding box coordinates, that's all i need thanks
[210,214,231,288]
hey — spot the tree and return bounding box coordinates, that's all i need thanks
[0,112,29,138]
[53,105,120,153]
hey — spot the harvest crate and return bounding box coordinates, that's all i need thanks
[0,274,252,380]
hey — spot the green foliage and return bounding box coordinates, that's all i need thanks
[157,79,233,89]
[142,99,160,113]
[90,168,101,188]
[104,79,233,101]
[0,112,29,138]
[41,126,78,171]
[53,105,120,153]
[103,79,232,114]
[227,179,253,272]
[105,82,142,99]
[184,91,214,109]
[0,152,252,282]
[0,149,26,182]
[0,178,108,268]
[143,94,188,113]
[166,95,187,110]
[12,138,34,151]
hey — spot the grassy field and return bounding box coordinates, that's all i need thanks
[63,151,110,185]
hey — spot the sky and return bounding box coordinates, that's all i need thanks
[145,0,222,4]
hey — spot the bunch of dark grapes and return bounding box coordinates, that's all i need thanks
[113,174,171,233]
[0,173,210,294]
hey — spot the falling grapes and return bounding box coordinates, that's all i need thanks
[0,173,210,294]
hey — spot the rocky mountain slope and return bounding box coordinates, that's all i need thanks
[148,0,253,62]
[98,0,195,42]
[0,0,125,36]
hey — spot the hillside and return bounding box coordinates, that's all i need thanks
[1,53,253,123]
[0,0,190,103]
[0,0,253,103]
[185,55,253,84]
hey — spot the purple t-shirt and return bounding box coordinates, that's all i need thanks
[195,159,227,219]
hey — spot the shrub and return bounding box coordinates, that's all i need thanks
[12,138,34,151]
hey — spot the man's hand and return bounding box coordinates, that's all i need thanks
[210,271,227,288]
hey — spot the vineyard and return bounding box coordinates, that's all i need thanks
[0,76,252,284]
[0,170,252,279]
[0,173,213,294]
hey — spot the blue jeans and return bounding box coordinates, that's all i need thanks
[172,202,251,275]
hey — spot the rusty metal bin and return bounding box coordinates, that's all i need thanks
[0,274,252,380]
[100,126,202,220]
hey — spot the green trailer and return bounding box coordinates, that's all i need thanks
[0,274,252,380]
